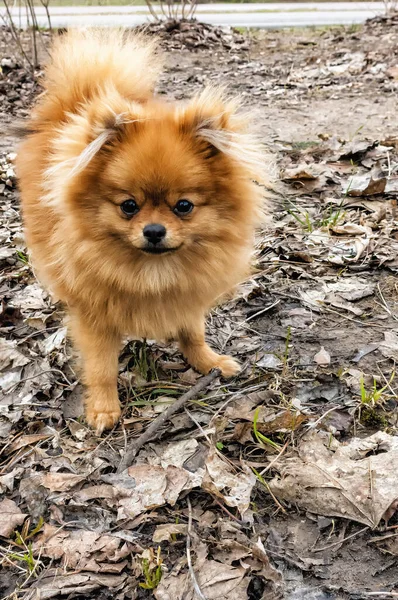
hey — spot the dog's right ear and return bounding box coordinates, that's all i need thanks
[68,91,146,179]
[45,90,145,182]
[42,91,145,208]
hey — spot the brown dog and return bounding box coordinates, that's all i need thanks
[16,29,269,433]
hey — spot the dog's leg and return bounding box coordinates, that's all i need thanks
[70,314,121,434]
[178,320,240,378]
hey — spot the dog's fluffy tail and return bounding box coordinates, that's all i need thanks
[37,28,162,123]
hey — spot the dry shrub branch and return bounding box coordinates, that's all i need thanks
[1,0,51,74]
[145,0,198,23]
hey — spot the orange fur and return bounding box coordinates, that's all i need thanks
[16,28,270,433]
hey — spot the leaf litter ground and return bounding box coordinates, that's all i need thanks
[2,15,398,600]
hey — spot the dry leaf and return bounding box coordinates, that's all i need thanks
[157,439,199,468]
[152,523,188,543]
[314,347,331,366]
[269,431,398,527]
[339,139,376,159]
[211,540,251,565]
[324,279,375,302]
[379,330,398,361]
[0,247,14,261]
[101,464,201,520]
[282,163,325,180]
[225,392,274,421]
[332,223,371,236]
[0,498,27,537]
[155,535,281,600]
[256,354,283,369]
[5,434,54,456]
[324,292,363,316]
[0,339,30,371]
[38,472,86,492]
[24,570,126,599]
[344,166,387,197]
[229,405,306,443]
[35,525,130,571]
[202,448,256,518]
[10,283,48,312]
[39,327,67,355]
[155,561,248,600]
[299,288,326,311]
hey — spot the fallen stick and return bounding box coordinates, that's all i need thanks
[117,369,221,473]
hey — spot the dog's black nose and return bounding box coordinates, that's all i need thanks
[143,223,167,245]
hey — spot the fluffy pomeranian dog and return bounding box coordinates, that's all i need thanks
[17,29,269,433]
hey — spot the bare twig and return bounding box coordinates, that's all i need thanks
[368,531,398,544]
[187,0,198,20]
[144,0,161,22]
[1,0,51,72]
[383,0,398,15]
[144,0,198,22]
[376,283,398,321]
[39,0,52,30]
[263,480,287,514]
[1,0,33,70]
[221,299,280,351]
[210,495,245,524]
[312,526,368,553]
[353,593,398,598]
[186,496,207,600]
[259,441,289,477]
[117,369,221,472]
[25,0,38,68]
[305,405,341,430]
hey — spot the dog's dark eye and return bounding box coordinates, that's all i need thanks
[120,199,139,218]
[174,199,194,216]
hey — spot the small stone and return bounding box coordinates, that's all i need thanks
[1,57,17,69]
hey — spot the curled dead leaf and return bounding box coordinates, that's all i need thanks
[35,525,131,572]
[202,448,256,518]
[344,165,387,197]
[24,570,127,600]
[314,347,331,366]
[0,498,27,537]
[269,431,398,527]
[38,472,86,492]
[282,163,325,181]
[152,523,188,543]
[0,338,30,371]
[379,330,398,361]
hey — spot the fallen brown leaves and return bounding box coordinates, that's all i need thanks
[0,499,27,537]
[269,431,398,528]
[35,525,131,571]
[2,15,398,600]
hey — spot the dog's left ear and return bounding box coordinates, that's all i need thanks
[178,88,267,183]
[178,87,243,151]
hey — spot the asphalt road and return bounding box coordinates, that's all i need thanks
[1,2,385,29]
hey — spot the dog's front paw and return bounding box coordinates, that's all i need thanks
[86,408,121,434]
[85,391,121,434]
[211,355,241,378]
